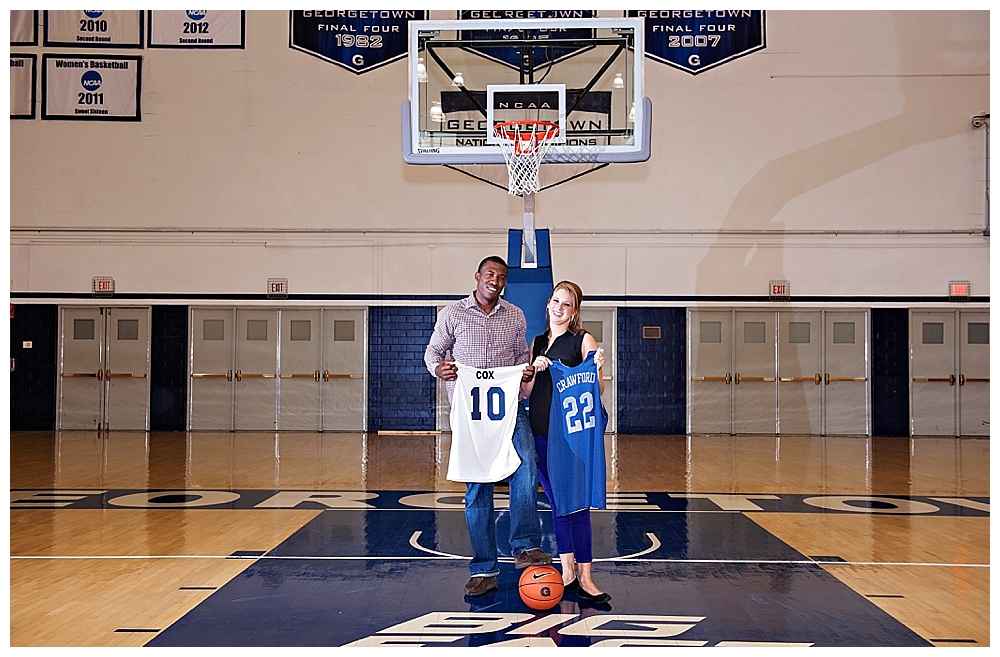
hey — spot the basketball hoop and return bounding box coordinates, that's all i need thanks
[493,120,560,196]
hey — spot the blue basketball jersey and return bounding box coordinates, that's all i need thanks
[546,350,608,516]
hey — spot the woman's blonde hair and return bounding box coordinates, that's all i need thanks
[544,280,585,337]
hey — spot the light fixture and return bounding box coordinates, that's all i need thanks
[430,101,443,122]
[452,72,464,87]
[628,102,635,124]
[417,57,427,83]
[612,73,625,89]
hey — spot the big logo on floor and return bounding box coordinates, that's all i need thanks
[344,612,812,647]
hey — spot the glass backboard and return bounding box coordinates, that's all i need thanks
[403,17,649,165]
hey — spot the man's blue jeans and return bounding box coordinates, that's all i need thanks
[465,403,541,577]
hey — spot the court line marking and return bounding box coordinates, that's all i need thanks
[9,555,989,568]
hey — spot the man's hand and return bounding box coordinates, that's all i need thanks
[521,364,535,383]
[435,360,458,381]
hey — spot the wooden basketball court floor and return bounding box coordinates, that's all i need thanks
[9,430,989,647]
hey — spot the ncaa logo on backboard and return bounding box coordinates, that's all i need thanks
[629,10,765,75]
[81,70,102,91]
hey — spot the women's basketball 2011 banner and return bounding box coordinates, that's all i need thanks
[11,54,37,119]
[44,10,144,48]
[42,54,142,121]
[148,10,246,48]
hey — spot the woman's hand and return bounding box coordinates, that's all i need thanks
[593,347,605,370]
[532,355,552,372]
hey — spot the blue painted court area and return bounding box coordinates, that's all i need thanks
[148,509,930,647]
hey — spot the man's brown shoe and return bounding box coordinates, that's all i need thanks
[513,548,552,569]
[463,575,498,596]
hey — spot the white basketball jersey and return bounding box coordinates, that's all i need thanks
[447,363,524,483]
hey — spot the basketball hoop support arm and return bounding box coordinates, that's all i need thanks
[522,193,538,268]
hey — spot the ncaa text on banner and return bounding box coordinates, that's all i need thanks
[458,10,597,72]
[628,10,765,75]
[289,10,427,74]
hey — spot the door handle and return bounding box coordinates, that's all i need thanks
[779,375,821,385]
[191,370,233,381]
[825,374,867,384]
[691,373,732,385]
[913,375,956,385]
[323,370,364,381]
[279,372,322,380]
[736,375,775,383]
[239,373,275,379]
[108,372,147,378]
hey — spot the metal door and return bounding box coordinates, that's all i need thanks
[58,307,106,429]
[322,308,367,431]
[910,311,957,435]
[733,311,777,433]
[580,308,617,433]
[58,307,150,430]
[823,311,869,435]
[235,309,279,430]
[104,307,151,430]
[189,308,235,430]
[278,309,323,431]
[958,311,989,436]
[777,311,822,434]
[688,310,733,434]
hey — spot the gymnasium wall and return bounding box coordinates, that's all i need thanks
[10,10,990,300]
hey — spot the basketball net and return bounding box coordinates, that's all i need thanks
[493,120,560,197]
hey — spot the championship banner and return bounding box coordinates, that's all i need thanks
[11,10,38,45]
[11,54,37,119]
[148,10,246,49]
[458,9,596,71]
[44,10,144,48]
[627,10,765,75]
[42,54,141,121]
[289,10,427,74]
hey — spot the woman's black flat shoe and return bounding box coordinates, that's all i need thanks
[576,588,611,603]
[563,578,579,592]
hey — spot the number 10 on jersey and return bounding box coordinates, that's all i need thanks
[470,386,506,421]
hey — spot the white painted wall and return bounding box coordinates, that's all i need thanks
[10,10,990,299]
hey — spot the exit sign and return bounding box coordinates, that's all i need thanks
[92,276,115,297]
[267,278,289,299]
[769,280,790,301]
[949,280,970,301]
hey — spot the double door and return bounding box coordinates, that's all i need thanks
[910,310,989,436]
[189,307,366,431]
[57,307,151,430]
[688,309,869,435]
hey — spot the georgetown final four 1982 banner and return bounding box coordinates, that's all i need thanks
[289,10,427,74]
[42,54,141,121]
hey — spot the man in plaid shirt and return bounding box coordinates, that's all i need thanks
[425,255,552,596]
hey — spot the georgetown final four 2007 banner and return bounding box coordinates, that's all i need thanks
[628,10,765,75]
[42,54,141,121]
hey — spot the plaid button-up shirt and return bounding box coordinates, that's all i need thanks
[425,292,530,402]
